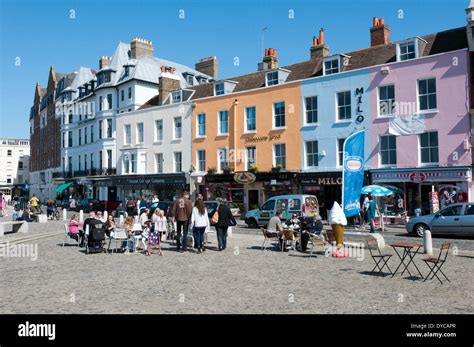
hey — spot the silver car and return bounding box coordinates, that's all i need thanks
[406,202,474,237]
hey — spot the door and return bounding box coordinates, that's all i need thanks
[248,190,259,211]
[460,203,474,235]
[258,199,276,225]
[430,204,463,234]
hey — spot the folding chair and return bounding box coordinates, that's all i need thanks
[261,228,279,251]
[281,228,299,252]
[307,232,326,257]
[367,236,393,276]
[423,242,451,284]
[62,224,80,247]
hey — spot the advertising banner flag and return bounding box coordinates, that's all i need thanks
[342,130,365,217]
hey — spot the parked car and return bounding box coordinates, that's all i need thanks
[204,200,241,219]
[406,202,474,237]
[244,194,319,228]
[76,198,105,213]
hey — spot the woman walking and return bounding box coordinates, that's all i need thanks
[211,203,236,251]
[190,199,209,254]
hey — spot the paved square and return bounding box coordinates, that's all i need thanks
[1,221,473,314]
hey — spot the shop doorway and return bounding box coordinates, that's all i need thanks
[248,189,260,210]
[108,186,117,201]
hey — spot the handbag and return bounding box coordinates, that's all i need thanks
[211,209,219,225]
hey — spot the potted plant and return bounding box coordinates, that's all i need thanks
[249,165,258,173]
[271,164,284,173]
[207,167,217,175]
[223,165,233,175]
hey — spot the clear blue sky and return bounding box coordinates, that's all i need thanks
[0,0,468,139]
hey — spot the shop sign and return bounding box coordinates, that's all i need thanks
[409,172,426,183]
[355,87,365,124]
[244,134,281,143]
[301,177,342,185]
[233,172,256,184]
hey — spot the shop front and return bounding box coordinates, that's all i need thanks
[371,167,471,216]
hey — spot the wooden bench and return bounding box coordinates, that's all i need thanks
[0,221,29,237]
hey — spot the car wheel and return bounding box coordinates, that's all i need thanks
[414,223,428,237]
[247,218,258,229]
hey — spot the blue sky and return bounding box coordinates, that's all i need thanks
[0,0,468,138]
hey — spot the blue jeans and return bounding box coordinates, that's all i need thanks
[122,238,136,252]
[369,219,375,233]
[215,226,228,250]
[193,226,206,249]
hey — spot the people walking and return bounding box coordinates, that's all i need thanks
[0,193,6,217]
[366,195,378,233]
[190,198,209,254]
[211,202,236,251]
[171,191,193,252]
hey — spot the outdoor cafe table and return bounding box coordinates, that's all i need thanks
[390,242,424,279]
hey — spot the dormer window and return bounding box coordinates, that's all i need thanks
[399,41,416,61]
[266,71,279,86]
[196,76,207,84]
[171,91,182,104]
[324,58,339,75]
[215,82,225,96]
[183,72,195,86]
[104,72,111,83]
[124,66,130,78]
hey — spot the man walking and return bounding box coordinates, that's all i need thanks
[172,191,193,252]
[366,196,378,234]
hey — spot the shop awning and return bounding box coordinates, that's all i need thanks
[54,182,73,193]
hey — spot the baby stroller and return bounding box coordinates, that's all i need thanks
[85,220,106,254]
[142,221,163,256]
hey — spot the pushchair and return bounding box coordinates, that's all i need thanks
[84,221,106,254]
[142,221,163,256]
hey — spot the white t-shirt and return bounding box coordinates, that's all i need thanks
[191,207,209,228]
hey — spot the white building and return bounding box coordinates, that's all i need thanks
[54,38,214,201]
[0,138,30,202]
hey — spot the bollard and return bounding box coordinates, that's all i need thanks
[79,210,84,222]
[103,210,108,221]
[423,228,433,255]
[119,214,124,225]
[62,208,67,221]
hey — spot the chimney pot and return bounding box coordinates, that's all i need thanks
[319,28,325,44]
[370,16,390,46]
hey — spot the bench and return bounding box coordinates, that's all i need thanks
[0,221,29,237]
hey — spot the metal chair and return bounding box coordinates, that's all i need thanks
[307,232,326,257]
[261,228,279,251]
[423,243,451,284]
[281,228,300,252]
[62,224,80,247]
[367,236,393,276]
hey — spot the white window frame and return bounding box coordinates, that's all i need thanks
[124,124,132,145]
[273,143,286,168]
[397,40,417,61]
[196,113,206,138]
[174,152,183,173]
[336,90,352,122]
[245,106,257,133]
[218,110,229,136]
[304,140,319,169]
[245,146,256,171]
[304,95,318,125]
[377,84,396,117]
[155,119,163,142]
[217,147,228,173]
[323,57,340,75]
[419,131,439,166]
[379,135,397,167]
[174,117,182,140]
[266,71,279,86]
[337,138,346,167]
[171,91,182,104]
[155,153,163,173]
[272,101,286,129]
[214,82,225,96]
[417,78,437,113]
[197,149,206,173]
[136,123,144,144]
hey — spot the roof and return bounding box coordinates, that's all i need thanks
[174,26,467,102]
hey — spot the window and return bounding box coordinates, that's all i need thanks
[218,110,229,135]
[99,151,103,169]
[174,152,182,172]
[107,119,113,138]
[130,154,136,173]
[90,153,94,169]
[464,204,474,215]
[174,117,182,139]
[305,96,318,124]
[99,96,103,111]
[245,107,256,132]
[155,120,163,141]
[215,83,224,96]
[380,135,397,166]
[139,153,147,173]
[68,156,72,173]
[7,150,12,156]
[399,41,416,61]
[337,91,351,120]
[98,120,103,139]
[84,126,88,144]
[420,132,439,164]
[197,113,206,137]
[338,138,346,167]
[197,150,206,172]
[418,78,437,111]
[84,154,88,171]
[78,155,81,171]
[78,129,82,146]
[106,94,112,110]
[274,144,286,168]
[68,131,73,147]
[246,146,256,170]
[128,87,132,99]
[62,132,65,148]
[68,112,73,124]
[261,199,276,211]
[218,148,228,172]
[18,162,24,170]
[107,150,112,169]
[90,125,94,142]
[379,85,395,116]
[155,153,163,173]
[324,58,339,75]
[123,154,130,174]
[273,102,285,128]
[305,141,318,168]
[104,72,111,83]
[136,123,144,144]
[266,71,279,86]
[121,90,124,102]
[439,205,462,217]
[171,91,181,103]
[185,74,194,85]
[124,124,131,145]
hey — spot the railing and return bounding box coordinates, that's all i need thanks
[52,168,116,179]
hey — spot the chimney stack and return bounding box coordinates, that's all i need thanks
[370,17,390,47]
[158,66,181,105]
[262,48,278,70]
[130,37,154,59]
[195,56,218,80]
[310,28,330,60]
[99,56,112,69]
